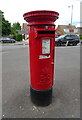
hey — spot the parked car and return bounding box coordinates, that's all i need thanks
[55,34,80,46]
[0,37,16,43]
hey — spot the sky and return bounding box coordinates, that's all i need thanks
[0,0,82,27]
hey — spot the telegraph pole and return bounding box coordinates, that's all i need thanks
[68,5,73,25]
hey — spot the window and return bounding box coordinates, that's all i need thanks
[70,35,78,39]
[74,29,78,33]
[64,29,69,32]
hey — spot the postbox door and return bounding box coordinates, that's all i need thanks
[38,37,54,90]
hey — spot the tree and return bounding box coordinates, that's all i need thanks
[0,10,11,36]
[11,22,21,34]
[0,10,3,36]
[2,20,11,36]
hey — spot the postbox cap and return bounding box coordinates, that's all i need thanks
[23,10,59,25]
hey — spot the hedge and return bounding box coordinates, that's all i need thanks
[15,33,22,41]
[79,35,82,40]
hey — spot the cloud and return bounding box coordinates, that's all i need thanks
[0,0,81,26]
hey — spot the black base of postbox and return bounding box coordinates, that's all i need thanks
[30,86,52,106]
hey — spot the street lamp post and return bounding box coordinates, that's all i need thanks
[68,5,73,25]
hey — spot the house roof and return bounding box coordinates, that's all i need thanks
[58,24,77,29]
[55,24,79,36]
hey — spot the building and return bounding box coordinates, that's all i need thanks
[56,24,79,37]
[21,23,28,40]
[77,27,82,35]
[22,23,28,31]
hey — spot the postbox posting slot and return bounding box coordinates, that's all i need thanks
[38,31,55,34]
[34,28,55,38]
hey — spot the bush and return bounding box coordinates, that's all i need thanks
[15,33,22,41]
[79,35,82,40]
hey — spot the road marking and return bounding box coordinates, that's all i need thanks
[56,46,80,49]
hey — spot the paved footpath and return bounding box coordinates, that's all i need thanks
[0,40,29,46]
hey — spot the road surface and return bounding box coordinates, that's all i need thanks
[2,45,80,118]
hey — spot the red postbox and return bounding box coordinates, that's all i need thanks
[23,10,59,106]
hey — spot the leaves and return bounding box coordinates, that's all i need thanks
[0,10,21,36]
[2,19,11,35]
[0,10,11,36]
[11,22,21,34]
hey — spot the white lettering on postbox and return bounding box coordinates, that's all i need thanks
[39,55,50,59]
